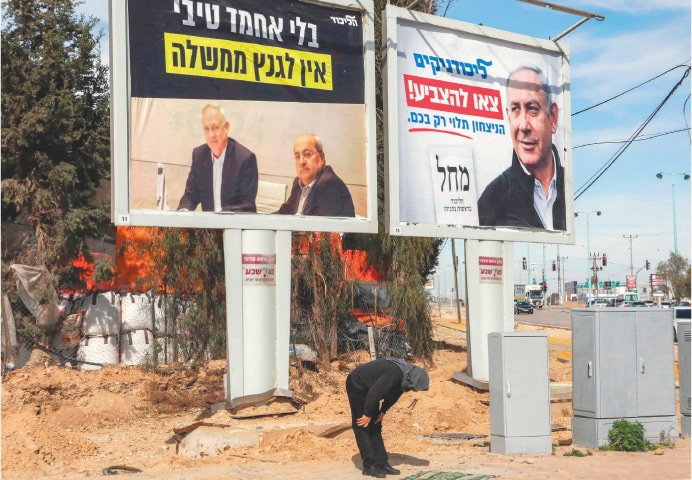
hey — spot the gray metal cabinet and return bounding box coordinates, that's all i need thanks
[489,332,551,454]
[678,320,691,436]
[571,308,678,448]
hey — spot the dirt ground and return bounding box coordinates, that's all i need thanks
[1,314,689,479]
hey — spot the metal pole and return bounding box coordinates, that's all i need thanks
[452,240,462,324]
[542,244,546,307]
[672,177,678,254]
[557,245,561,305]
[586,214,591,306]
[624,235,638,277]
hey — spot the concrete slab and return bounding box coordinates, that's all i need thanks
[177,426,260,458]
[176,422,352,458]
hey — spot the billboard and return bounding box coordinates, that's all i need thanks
[110,0,376,232]
[383,6,574,243]
[650,274,666,296]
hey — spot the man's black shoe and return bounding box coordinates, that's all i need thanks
[362,466,387,478]
[380,463,400,475]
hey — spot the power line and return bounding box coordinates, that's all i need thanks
[684,93,691,143]
[574,67,691,200]
[572,64,690,116]
[573,128,690,149]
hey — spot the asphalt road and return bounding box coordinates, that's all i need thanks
[514,306,573,328]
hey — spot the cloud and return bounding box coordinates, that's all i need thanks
[569,21,690,102]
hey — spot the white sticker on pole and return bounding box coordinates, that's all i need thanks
[479,256,503,284]
[243,254,277,286]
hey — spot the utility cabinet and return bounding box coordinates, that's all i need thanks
[678,320,691,437]
[571,308,678,448]
[488,332,552,454]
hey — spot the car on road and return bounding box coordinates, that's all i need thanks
[629,301,647,307]
[514,301,534,314]
[588,298,613,307]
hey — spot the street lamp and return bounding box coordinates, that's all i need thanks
[656,172,691,255]
[575,210,601,306]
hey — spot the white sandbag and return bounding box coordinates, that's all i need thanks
[121,293,154,332]
[78,334,119,371]
[120,329,154,365]
[80,292,120,336]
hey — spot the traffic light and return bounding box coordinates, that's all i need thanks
[552,261,556,271]
[542,281,547,292]
[645,260,650,270]
[522,257,527,270]
[602,253,607,266]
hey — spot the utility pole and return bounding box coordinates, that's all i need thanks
[558,253,569,305]
[556,245,561,304]
[623,234,638,276]
[590,252,604,299]
[451,239,461,324]
[542,244,546,307]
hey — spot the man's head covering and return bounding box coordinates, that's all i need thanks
[385,357,429,392]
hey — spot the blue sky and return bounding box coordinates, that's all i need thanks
[82,1,690,298]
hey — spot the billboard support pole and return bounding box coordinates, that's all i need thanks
[453,240,514,390]
[223,230,292,410]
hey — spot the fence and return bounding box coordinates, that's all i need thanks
[2,281,411,378]
[1,288,213,375]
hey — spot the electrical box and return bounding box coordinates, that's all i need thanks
[488,332,552,454]
[571,308,678,448]
[678,320,691,437]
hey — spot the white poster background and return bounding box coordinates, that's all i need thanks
[428,146,478,225]
[396,20,564,227]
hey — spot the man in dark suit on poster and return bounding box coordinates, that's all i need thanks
[477,66,565,230]
[276,133,355,217]
[177,104,258,212]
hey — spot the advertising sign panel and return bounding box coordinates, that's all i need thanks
[650,274,666,296]
[479,256,503,284]
[383,6,574,243]
[626,275,636,290]
[110,0,376,232]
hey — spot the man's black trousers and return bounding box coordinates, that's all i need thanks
[346,375,389,468]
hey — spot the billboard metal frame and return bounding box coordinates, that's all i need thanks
[109,0,377,233]
[383,5,575,244]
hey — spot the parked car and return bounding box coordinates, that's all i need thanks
[514,301,534,314]
[588,298,612,307]
[673,306,691,342]
[630,301,647,307]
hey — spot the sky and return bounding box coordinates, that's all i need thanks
[81,1,690,299]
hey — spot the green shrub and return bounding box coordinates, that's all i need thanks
[606,419,652,452]
[563,448,592,457]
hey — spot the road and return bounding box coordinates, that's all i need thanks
[433,302,576,329]
[514,306,572,328]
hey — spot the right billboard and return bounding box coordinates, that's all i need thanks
[384,6,574,244]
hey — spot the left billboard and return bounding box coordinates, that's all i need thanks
[110,0,376,233]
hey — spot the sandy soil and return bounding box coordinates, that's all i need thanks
[1,314,687,480]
